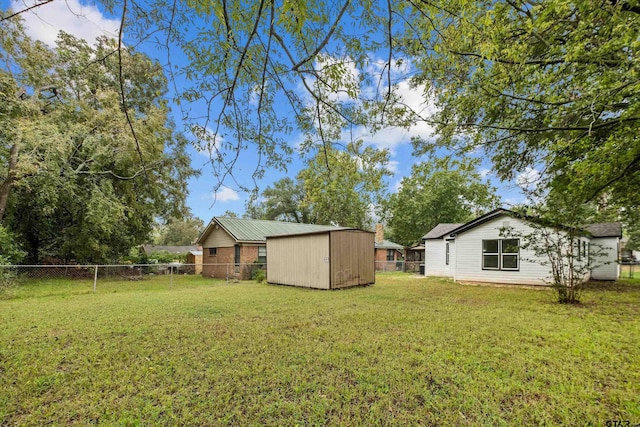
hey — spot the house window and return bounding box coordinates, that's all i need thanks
[445,242,450,265]
[234,245,241,274]
[209,248,217,256]
[387,249,395,261]
[482,239,519,271]
[258,246,267,263]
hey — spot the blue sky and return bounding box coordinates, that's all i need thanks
[2,0,536,223]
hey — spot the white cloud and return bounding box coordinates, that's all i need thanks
[215,186,240,202]
[386,160,399,174]
[10,0,120,47]
[516,167,541,192]
[480,169,492,179]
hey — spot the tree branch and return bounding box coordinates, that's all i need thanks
[292,0,350,71]
[0,0,54,22]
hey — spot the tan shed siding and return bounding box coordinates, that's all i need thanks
[454,216,551,286]
[425,239,451,277]
[330,230,375,288]
[590,237,620,280]
[201,226,236,248]
[267,234,331,289]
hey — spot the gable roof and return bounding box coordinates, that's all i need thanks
[141,245,199,255]
[427,208,622,240]
[197,217,341,244]
[585,222,623,238]
[422,223,465,240]
[375,239,404,250]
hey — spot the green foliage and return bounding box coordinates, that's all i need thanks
[298,141,391,228]
[252,267,266,283]
[147,251,186,263]
[384,157,501,246]
[154,213,204,246]
[1,275,638,424]
[505,200,610,304]
[0,224,25,265]
[0,22,197,263]
[247,142,391,229]
[245,177,311,223]
[404,0,640,216]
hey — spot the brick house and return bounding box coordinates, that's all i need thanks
[373,224,404,271]
[196,217,340,279]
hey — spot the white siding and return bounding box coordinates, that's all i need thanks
[590,237,620,280]
[425,239,452,277]
[454,216,551,286]
[201,225,236,248]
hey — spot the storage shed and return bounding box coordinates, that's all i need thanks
[266,229,375,289]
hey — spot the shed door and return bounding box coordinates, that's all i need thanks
[330,231,374,288]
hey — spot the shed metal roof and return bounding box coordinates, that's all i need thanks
[200,217,341,243]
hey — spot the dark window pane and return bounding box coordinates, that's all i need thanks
[502,239,519,253]
[209,248,217,256]
[502,255,518,269]
[483,240,499,253]
[483,255,499,269]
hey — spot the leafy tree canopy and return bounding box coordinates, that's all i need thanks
[153,213,205,246]
[0,21,197,263]
[383,157,501,247]
[3,0,638,234]
[248,141,391,229]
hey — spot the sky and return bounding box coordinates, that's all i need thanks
[2,0,536,223]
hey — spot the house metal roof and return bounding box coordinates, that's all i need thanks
[375,239,404,250]
[199,217,341,243]
[142,245,199,255]
[422,223,465,240]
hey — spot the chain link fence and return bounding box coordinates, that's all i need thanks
[0,260,426,294]
[374,261,423,273]
[620,262,640,279]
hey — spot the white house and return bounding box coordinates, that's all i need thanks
[423,209,622,286]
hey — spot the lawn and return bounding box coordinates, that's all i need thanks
[1,273,639,426]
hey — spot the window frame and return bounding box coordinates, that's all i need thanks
[445,242,450,265]
[482,239,519,271]
[257,245,267,264]
[386,249,395,261]
[208,247,217,256]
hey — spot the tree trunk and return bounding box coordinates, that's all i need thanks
[0,143,19,222]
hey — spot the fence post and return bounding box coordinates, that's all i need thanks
[170,265,173,289]
[226,264,229,283]
[93,265,98,293]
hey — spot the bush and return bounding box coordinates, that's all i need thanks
[252,267,266,283]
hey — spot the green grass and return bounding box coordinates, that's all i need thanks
[1,273,639,426]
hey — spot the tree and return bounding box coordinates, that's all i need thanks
[384,157,500,247]
[0,22,197,263]
[245,177,311,223]
[4,1,638,220]
[246,142,390,228]
[502,199,611,304]
[403,0,640,217]
[154,214,204,246]
[298,141,391,229]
